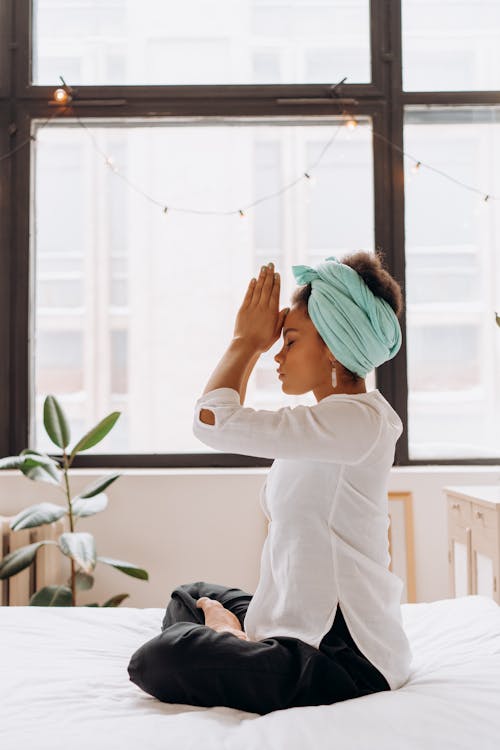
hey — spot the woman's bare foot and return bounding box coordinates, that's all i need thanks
[196,597,249,640]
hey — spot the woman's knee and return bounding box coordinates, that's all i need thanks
[128,623,203,698]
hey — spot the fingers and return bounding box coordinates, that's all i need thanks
[269,269,280,307]
[272,308,287,340]
[241,276,257,309]
[254,262,279,305]
[275,307,289,334]
[253,264,269,304]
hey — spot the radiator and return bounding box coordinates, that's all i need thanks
[0,516,65,606]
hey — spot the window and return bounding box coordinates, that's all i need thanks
[402,0,500,91]
[404,107,500,459]
[2,0,499,466]
[33,119,374,452]
[33,0,371,86]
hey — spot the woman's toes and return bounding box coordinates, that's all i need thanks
[196,596,222,609]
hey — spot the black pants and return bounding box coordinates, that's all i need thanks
[127,581,390,715]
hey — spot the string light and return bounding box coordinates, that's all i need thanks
[51,76,73,106]
[1,75,500,215]
[52,87,71,105]
[304,171,318,204]
[371,128,500,204]
[476,193,491,213]
[80,111,500,215]
[105,157,118,172]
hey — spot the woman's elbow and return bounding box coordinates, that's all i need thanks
[199,408,215,425]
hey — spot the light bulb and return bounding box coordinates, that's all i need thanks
[410,161,421,174]
[304,172,317,188]
[345,118,358,130]
[473,195,490,216]
[53,87,71,105]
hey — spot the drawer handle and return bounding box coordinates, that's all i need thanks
[451,503,460,510]
[474,510,484,519]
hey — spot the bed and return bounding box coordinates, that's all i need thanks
[1,594,499,750]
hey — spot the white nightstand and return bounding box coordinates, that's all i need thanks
[444,485,500,605]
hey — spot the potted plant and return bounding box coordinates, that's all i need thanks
[0,395,148,606]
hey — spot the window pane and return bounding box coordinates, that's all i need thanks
[32,117,374,454]
[402,0,500,91]
[32,0,370,85]
[404,107,500,460]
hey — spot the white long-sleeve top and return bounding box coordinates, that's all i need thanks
[192,386,413,691]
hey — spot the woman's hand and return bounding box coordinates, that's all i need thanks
[233,262,289,353]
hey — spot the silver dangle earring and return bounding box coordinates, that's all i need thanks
[331,365,337,388]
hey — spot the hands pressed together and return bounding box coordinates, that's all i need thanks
[233,261,289,354]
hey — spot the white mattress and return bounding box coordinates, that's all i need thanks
[1,595,499,750]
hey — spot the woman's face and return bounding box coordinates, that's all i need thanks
[274,304,333,401]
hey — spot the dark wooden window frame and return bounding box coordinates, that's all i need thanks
[1,0,499,468]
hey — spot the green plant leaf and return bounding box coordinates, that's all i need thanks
[19,450,62,486]
[102,593,129,607]
[97,556,149,580]
[43,395,71,450]
[496,311,500,327]
[0,455,26,470]
[20,448,58,461]
[73,571,94,591]
[84,603,100,607]
[79,473,121,499]
[10,502,66,530]
[58,532,96,574]
[71,492,108,518]
[0,540,56,579]
[0,452,61,486]
[69,412,121,459]
[30,585,72,606]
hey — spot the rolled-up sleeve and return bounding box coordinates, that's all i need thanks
[192,387,383,464]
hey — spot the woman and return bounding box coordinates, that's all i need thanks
[128,252,413,715]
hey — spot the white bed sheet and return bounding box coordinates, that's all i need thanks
[1,595,499,750]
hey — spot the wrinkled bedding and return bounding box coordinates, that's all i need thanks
[1,595,499,750]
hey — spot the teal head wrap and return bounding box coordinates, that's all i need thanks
[291,255,402,378]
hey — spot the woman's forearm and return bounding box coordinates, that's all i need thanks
[239,350,261,405]
[202,337,261,404]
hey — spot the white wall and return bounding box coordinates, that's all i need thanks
[1,465,499,608]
